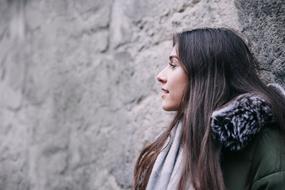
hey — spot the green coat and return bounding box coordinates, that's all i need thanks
[222,125,285,190]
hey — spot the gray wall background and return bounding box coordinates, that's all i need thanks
[0,0,284,190]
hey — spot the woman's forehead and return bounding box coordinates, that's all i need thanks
[169,46,181,62]
[170,46,177,56]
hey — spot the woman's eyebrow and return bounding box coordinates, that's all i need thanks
[169,55,180,61]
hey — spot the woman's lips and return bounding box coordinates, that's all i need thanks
[161,88,169,94]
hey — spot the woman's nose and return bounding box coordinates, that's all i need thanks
[156,69,167,84]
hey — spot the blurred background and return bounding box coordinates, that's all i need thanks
[0,0,284,189]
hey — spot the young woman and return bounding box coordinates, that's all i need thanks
[133,28,285,190]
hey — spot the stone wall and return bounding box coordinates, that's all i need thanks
[0,0,283,189]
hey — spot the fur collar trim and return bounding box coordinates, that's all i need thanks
[211,83,285,151]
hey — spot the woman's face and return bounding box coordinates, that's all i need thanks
[156,46,188,111]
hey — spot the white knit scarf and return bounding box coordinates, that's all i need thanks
[146,122,194,190]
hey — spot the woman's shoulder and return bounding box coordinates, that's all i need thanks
[250,124,285,176]
[253,124,285,155]
[221,124,285,190]
[246,124,285,189]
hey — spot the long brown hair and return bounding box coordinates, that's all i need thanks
[133,28,285,190]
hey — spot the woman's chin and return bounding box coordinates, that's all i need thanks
[162,104,177,111]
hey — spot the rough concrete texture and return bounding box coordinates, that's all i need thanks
[235,0,285,85]
[0,0,283,190]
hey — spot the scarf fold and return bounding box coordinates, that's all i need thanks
[146,122,194,190]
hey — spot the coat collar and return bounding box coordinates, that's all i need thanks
[210,83,285,151]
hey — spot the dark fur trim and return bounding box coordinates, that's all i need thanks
[211,93,273,151]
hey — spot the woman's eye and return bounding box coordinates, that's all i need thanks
[169,62,176,69]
